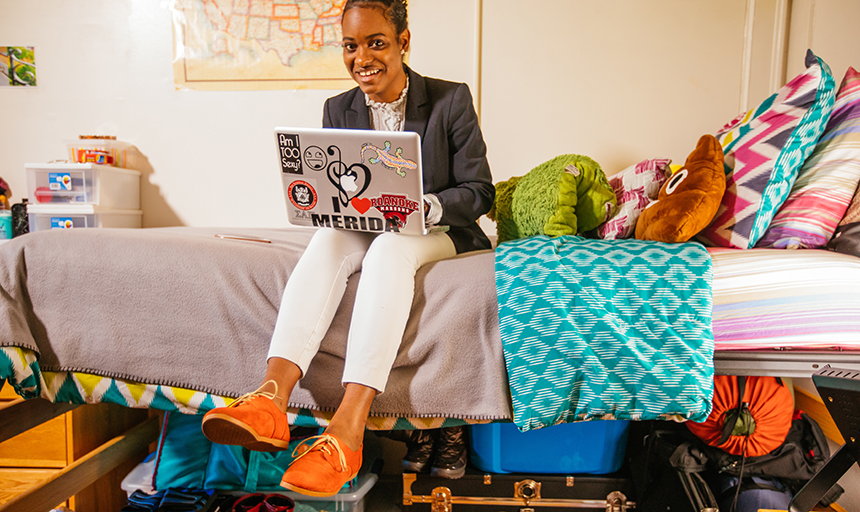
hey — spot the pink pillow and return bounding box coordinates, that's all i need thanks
[757,67,860,248]
[698,50,836,249]
[598,158,671,239]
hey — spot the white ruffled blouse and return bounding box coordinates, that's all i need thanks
[365,77,442,225]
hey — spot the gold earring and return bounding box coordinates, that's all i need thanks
[401,49,406,55]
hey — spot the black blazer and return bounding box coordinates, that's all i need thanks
[322,66,495,254]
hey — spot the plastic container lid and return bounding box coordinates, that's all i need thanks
[27,204,142,215]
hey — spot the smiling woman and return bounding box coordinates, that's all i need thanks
[341,0,410,103]
[201,0,495,498]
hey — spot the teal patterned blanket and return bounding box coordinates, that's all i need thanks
[495,236,714,431]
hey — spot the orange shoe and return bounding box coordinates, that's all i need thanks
[201,381,290,452]
[280,434,362,497]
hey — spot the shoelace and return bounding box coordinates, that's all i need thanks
[290,434,348,473]
[228,380,278,408]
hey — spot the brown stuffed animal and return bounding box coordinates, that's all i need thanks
[635,134,725,243]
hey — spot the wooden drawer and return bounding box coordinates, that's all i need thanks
[0,412,67,467]
[0,382,18,400]
[0,382,68,468]
[0,382,151,512]
[0,467,64,508]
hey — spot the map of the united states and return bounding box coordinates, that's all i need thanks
[199,0,345,66]
[172,0,351,89]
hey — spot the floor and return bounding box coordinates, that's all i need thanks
[364,476,402,512]
[115,428,860,511]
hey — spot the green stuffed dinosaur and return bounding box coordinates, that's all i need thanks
[488,154,617,244]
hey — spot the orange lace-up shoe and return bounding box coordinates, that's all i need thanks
[201,380,290,452]
[280,433,363,497]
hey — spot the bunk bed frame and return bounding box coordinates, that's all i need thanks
[2,348,859,510]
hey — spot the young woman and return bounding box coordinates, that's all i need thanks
[202,0,494,496]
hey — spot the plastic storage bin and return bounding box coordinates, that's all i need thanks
[278,472,377,512]
[67,137,132,168]
[470,420,630,474]
[121,454,156,497]
[121,458,377,512]
[26,163,140,209]
[27,204,142,231]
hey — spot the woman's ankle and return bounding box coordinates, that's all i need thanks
[259,380,289,413]
[261,357,302,413]
[324,423,364,452]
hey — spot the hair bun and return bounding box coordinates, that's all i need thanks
[343,0,409,34]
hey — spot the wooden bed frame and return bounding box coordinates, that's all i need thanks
[0,397,158,512]
[1,349,858,510]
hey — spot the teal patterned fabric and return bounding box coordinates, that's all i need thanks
[495,235,714,431]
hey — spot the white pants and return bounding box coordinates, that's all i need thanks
[268,228,456,392]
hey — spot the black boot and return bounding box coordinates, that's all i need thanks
[402,429,438,473]
[431,425,467,479]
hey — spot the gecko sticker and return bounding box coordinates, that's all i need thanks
[361,141,417,177]
[288,180,317,210]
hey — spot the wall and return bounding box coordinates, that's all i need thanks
[2,0,860,506]
[480,0,749,184]
[2,0,859,230]
[0,0,478,228]
[787,0,860,82]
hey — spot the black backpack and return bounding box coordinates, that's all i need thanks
[629,422,720,512]
[630,413,843,511]
[702,411,843,505]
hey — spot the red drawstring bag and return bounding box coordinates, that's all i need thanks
[687,376,794,457]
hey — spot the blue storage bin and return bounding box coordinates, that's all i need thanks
[469,420,630,474]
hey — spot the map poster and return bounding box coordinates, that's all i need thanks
[171,0,355,91]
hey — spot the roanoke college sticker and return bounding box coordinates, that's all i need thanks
[288,180,317,210]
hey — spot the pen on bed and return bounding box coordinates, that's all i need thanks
[215,234,272,243]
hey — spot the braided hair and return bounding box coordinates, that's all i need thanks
[343,0,408,35]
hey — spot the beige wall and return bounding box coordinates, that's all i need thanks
[481,0,749,181]
[787,0,860,81]
[2,0,860,505]
[0,0,859,231]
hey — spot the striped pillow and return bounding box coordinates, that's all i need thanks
[829,69,860,257]
[698,50,836,249]
[758,67,860,248]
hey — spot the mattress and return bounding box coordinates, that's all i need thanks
[2,228,860,424]
[709,247,860,350]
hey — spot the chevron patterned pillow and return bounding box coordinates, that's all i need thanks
[598,158,672,240]
[758,66,860,249]
[698,50,836,249]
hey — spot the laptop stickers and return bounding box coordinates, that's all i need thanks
[276,127,428,235]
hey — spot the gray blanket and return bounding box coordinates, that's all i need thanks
[0,227,511,420]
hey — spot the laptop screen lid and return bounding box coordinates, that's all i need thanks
[276,126,444,236]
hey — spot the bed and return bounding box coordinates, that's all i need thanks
[1,226,860,509]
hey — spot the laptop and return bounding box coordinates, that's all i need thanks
[275,126,447,236]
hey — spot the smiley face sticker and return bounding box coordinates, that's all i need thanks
[303,146,327,171]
